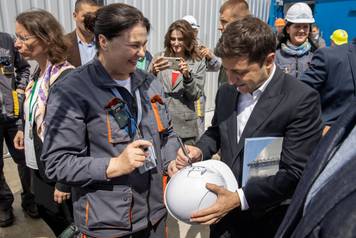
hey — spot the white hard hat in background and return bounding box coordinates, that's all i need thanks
[164,160,238,224]
[285,2,315,24]
[182,15,200,29]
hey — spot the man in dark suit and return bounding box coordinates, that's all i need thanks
[301,39,356,135]
[65,0,100,67]
[173,16,323,238]
[275,98,356,238]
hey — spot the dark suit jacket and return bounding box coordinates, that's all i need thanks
[65,31,81,67]
[301,39,356,126]
[275,99,356,238]
[196,67,323,237]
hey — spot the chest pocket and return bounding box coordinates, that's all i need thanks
[106,111,131,144]
[141,103,170,139]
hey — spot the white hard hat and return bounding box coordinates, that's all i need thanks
[182,15,200,29]
[164,160,238,224]
[285,3,315,24]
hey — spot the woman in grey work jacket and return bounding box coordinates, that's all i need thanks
[275,3,317,79]
[40,3,179,238]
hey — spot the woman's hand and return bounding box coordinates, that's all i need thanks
[54,188,71,204]
[151,56,169,75]
[199,46,213,61]
[179,58,190,78]
[13,130,24,150]
[106,140,152,178]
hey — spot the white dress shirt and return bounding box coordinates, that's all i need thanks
[77,33,97,65]
[236,64,276,210]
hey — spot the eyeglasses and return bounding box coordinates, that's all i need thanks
[14,34,36,43]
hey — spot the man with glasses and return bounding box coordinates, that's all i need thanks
[0,31,38,227]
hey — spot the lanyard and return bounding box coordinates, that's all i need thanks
[28,79,39,124]
[110,87,142,130]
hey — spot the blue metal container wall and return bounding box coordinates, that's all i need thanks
[314,0,356,46]
[0,0,270,112]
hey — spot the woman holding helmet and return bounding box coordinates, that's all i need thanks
[275,2,317,79]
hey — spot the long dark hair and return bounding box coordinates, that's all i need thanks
[276,22,317,52]
[84,3,150,49]
[163,20,201,60]
[16,9,68,64]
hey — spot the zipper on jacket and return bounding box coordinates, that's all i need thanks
[295,56,299,78]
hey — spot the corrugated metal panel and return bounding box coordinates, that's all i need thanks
[0,0,76,35]
[0,0,271,112]
[248,0,271,22]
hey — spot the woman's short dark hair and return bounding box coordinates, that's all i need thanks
[276,22,317,51]
[84,3,150,49]
[163,20,201,60]
[215,16,276,66]
[16,9,68,64]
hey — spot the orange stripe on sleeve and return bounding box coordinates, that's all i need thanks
[151,102,165,133]
[85,201,90,226]
[106,112,112,144]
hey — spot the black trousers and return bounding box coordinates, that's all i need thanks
[0,121,35,210]
[32,169,72,236]
[209,205,289,238]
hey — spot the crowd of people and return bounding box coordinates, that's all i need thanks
[0,0,355,237]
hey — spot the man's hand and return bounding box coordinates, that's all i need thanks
[54,188,71,204]
[13,130,24,150]
[106,140,152,178]
[190,183,241,225]
[176,145,202,170]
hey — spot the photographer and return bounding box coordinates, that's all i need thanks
[0,31,38,227]
[150,20,206,145]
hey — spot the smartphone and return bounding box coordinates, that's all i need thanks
[163,57,181,71]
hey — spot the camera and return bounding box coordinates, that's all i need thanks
[163,57,181,71]
[0,56,13,76]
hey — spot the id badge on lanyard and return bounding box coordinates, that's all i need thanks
[111,87,157,173]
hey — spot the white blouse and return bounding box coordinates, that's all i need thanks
[23,76,43,170]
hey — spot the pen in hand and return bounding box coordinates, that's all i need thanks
[177,136,193,166]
